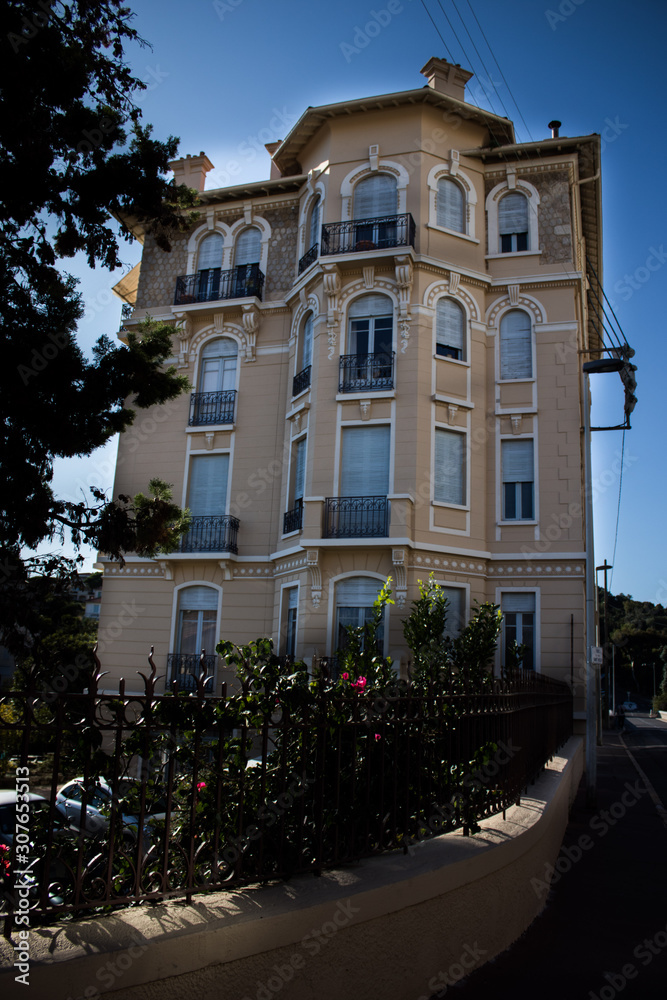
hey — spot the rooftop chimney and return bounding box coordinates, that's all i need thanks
[168,152,214,192]
[420,57,473,102]
[548,120,562,138]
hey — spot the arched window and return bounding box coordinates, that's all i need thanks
[197,233,224,271]
[170,585,219,690]
[436,298,466,360]
[176,586,218,657]
[335,577,386,656]
[308,196,321,251]
[353,174,398,249]
[348,294,393,355]
[499,310,532,379]
[437,177,465,233]
[195,233,224,300]
[234,227,261,266]
[498,192,529,252]
[199,338,238,394]
[342,295,394,391]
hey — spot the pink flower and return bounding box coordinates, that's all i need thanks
[341,672,349,680]
[352,676,367,690]
[374,733,381,741]
[196,782,207,791]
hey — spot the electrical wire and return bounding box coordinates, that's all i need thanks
[418,0,455,63]
[463,0,534,141]
[449,0,514,120]
[609,429,625,593]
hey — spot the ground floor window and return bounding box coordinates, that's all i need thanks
[502,592,535,669]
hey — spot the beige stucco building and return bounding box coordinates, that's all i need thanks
[99,57,602,721]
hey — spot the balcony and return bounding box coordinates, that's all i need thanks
[189,390,236,426]
[339,352,394,393]
[174,263,264,305]
[298,243,319,274]
[324,496,389,538]
[292,365,311,396]
[283,499,303,534]
[180,515,239,554]
[167,653,217,692]
[321,214,415,257]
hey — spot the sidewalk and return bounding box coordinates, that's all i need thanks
[446,724,667,999]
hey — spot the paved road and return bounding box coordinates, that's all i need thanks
[432,714,667,1000]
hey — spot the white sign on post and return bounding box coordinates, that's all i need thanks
[591,646,604,665]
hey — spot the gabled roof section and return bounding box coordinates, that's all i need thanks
[272,87,516,176]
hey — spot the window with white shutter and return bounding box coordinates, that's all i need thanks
[300,313,313,371]
[353,175,397,219]
[499,310,532,379]
[308,196,321,251]
[501,439,534,520]
[187,454,230,515]
[341,425,390,497]
[502,592,535,669]
[498,192,529,252]
[434,429,466,506]
[197,233,224,271]
[436,299,466,360]
[348,294,393,356]
[234,227,261,265]
[292,437,307,504]
[437,178,465,233]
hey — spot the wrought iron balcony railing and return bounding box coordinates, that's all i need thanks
[189,390,236,426]
[283,498,303,534]
[324,496,389,538]
[174,263,264,305]
[292,365,311,396]
[298,243,319,274]
[339,352,394,392]
[166,653,217,692]
[180,515,239,554]
[321,214,415,256]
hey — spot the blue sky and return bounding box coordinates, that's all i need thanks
[51,0,666,603]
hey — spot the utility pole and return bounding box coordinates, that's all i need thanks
[596,560,612,733]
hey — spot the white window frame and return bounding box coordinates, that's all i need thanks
[228,216,271,276]
[298,183,326,259]
[485,178,540,258]
[340,160,410,218]
[278,583,300,660]
[427,163,478,242]
[433,427,468,508]
[434,296,468,363]
[195,336,240,395]
[169,582,223,679]
[328,573,389,658]
[497,588,540,672]
[500,437,536,522]
[498,309,534,381]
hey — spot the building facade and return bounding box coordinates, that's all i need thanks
[99,58,602,721]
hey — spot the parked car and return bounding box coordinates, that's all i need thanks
[621,701,637,712]
[56,777,167,843]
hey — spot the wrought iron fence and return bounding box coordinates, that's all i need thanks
[324,496,389,537]
[0,656,572,930]
[339,352,394,392]
[298,243,319,273]
[174,263,264,305]
[189,390,237,426]
[321,214,415,256]
[283,499,303,534]
[292,365,311,397]
[179,515,239,554]
[166,654,218,691]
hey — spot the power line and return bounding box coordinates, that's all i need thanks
[418,0,455,62]
[463,0,534,141]
[449,0,513,119]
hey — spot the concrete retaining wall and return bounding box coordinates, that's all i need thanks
[1,737,583,1000]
